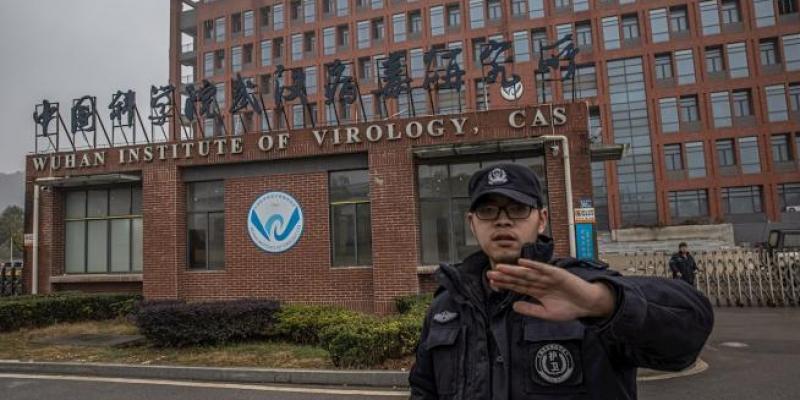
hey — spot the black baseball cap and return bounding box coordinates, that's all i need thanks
[468,163,544,210]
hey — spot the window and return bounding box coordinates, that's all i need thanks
[576,22,592,47]
[777,183,800,210]
[290,0,301,21]
[336,0,349,16]
[292,33,303,61]
[679,95,700,123]
[726,42,749,78]
[187,181,224,270]
[373,18,385,41]
[772,134,793,162]
[686,141,706,177]
[705,47,724,74]
[337,25,349,48]
[203,19,213,41]
[760,39,780,66]
[650,9,669,43]
[431,6,444,36]
[409,48,424,78]
[563,64,597,100]
[260,6,270,28]
[302,0,315,22]
[675,50,696,85]
[659,98,679,133]
[447,4,461,28]
[215,82,225,108]
[531,29,548,54]
[574,0,588,12]
[721,186,763,214]
[529,0,545,18]
[329,170,372,266]
[621,15,639,40]
[778,0,798,14]
[664,144,683,170]
[487,0,502,20]
[305,66,317,95]
[214,17,225,42]
[765,84,789,121]
[511,0,527,16]
[513,31,530,62]
[784,34,800,71]
[602,16,620,50]
[710,91,732,127]
[556,24,573,51]
[738,136,761,173]
[204,52,214,77]
[244,10,254,36]
[716,139,736,167]
[655,53,673,80]
[669,190,709,219]
[790,83,800,113]
[323,27,335,55]
[418,158,546,264]
[65,187,143,274]
[232,46,242,72]
[409,11,422,36]
[357,21,370,48]
[670,6,689,32]
[731,90,752,117]
[274,4,285,30]
[754,0,776,27]
[699,0,721,35]
[469,0,484,29]
[720,0,741,24]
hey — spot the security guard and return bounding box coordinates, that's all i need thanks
[409,163,713,399]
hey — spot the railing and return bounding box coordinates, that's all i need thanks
[0,266,23,297]
[602,249,800,307]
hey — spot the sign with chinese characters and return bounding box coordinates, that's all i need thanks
[575,223,595,260]
[574,208,596,224]
[30,106,572,172]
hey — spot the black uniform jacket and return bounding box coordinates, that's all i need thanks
[409,242,714,400]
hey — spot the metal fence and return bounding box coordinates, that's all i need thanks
[0,266,23,297]
[602,250,800,307]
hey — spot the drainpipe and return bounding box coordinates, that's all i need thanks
[539,135,576,258]
[32,184,40,295]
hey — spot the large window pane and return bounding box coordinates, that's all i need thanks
[208,212,225,268]
[132,218,143,272]
[110,219,131,272]
[187,213,208,269]
[738,136,761,174]
[87,190,108,217]
[65,221,85,273]
[675,49,696,85]
[686,142,707,177]
[87,220,108,273]
[356,203,372,265]
[66,191,86,219]
[420,199,451,264]
[766,84,789,121]
[110,187,132,216]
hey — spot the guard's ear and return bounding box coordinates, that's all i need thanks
[537,208,549,234]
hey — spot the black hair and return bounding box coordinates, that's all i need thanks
[679,242,687,248]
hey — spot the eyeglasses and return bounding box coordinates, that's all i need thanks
[474,204,534,220]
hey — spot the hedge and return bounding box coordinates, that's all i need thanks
[0,293,140,332]
[133,299,280,347]
[268,295,433,368]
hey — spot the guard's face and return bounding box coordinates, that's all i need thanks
[468,194,548,266]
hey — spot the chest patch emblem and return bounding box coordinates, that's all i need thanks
[433,311,458,324]
[534,343,575,384]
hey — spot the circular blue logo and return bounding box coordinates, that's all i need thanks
[247,191,304,253]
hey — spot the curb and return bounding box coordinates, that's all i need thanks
[0,360,409,388]
[0,358,708,387]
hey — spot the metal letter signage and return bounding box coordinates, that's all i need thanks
[247,191,304,253]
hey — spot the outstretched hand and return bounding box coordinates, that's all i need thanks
[486,258,616,321]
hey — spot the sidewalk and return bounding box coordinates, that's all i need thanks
[0,358,705,388]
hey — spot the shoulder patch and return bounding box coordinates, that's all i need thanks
[433,310,459,324]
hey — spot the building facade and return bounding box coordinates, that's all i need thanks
[172,0,800,242]
[24,104,593,312]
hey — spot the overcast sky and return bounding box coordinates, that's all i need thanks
[0,0,169,173]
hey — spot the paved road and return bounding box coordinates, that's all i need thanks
[2,308,798,399]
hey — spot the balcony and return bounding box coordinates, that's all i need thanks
[761,63,784,75]
[180,43,196,66]
[446,25,460,34]
[655,77,676,88]
[554,5,572,15]
[671,30,691,41]
[621,37,641,49]
[180,8,197,35]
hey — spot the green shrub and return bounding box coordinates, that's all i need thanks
[0,293,141,332]
[269,304,366,345]
[395,293,433,315]
[133,299,280,347]
[319,318,400,368]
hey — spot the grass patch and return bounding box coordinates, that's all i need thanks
[0,319,334,369]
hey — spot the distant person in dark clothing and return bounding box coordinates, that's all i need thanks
[669,242,699,286]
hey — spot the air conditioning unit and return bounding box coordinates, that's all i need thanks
[785,205,800,212]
